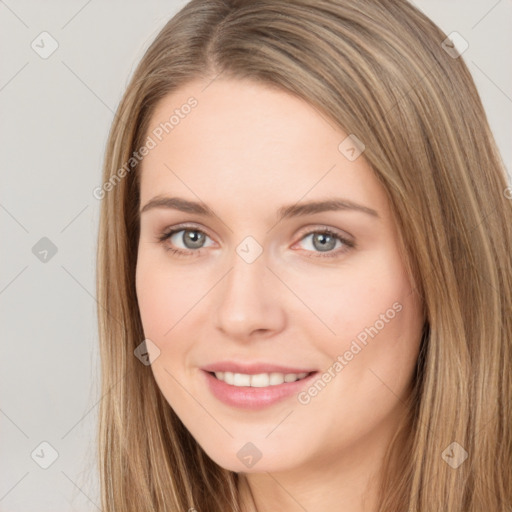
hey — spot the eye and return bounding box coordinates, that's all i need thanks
[156,225,355,259]
[293,228,355,259]
[156,225,214,257]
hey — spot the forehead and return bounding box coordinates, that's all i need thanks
[138,78,388,219]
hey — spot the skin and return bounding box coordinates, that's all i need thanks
[135,77,425,512]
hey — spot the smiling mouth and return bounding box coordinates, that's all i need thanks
[208,370,317,388]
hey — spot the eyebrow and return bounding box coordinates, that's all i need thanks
[140,196,379,220]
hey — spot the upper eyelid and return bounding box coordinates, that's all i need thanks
[162,223,214,241]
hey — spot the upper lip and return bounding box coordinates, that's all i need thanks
[201,361,317,375]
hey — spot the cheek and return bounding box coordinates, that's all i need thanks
[287,250,408,341]
[135,255,198,340]
[135,257,200,404]
[307,247,422,384]
[294,262,422,448]
[338,266,422,399]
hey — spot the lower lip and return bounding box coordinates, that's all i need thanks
[202,370,318,410]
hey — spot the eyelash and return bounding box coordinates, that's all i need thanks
[155,224,356,259]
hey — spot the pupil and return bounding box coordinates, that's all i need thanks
[185,230,204,248]
[314,233,335,252]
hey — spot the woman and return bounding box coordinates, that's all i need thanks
[96,0,512,510]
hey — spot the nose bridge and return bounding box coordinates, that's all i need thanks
[213,243,285,337]
[222,246,270,310]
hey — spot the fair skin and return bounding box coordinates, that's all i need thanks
[135,77,424,512]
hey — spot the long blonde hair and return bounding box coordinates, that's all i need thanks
[96,0,512,510]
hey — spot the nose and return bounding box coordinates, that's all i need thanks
[213,249,286,340]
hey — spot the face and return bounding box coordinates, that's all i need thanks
[135,77,424,475]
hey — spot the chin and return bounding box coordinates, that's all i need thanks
[201,441,301,474]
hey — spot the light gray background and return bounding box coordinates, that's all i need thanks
[1,1,511,510]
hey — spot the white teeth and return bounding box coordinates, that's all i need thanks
[213,371,309,387]
[233,373,251,386]
[250,373,270,387]
[269,372,284,385]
